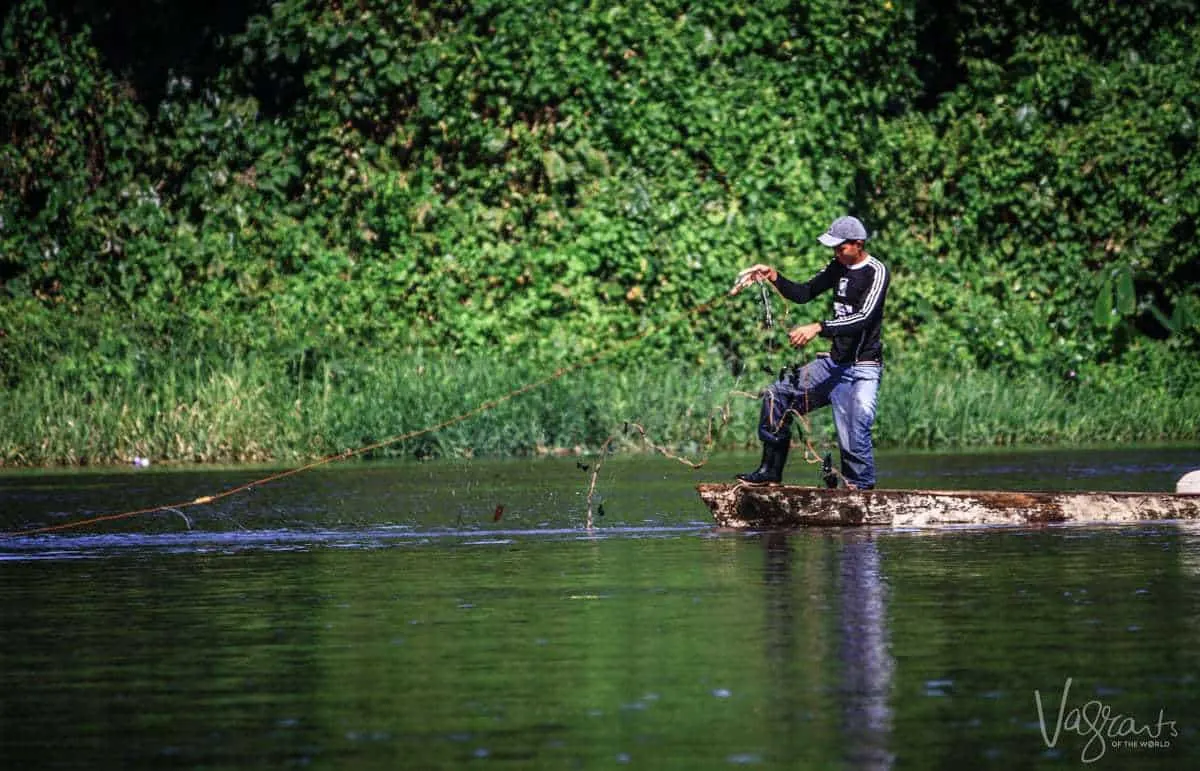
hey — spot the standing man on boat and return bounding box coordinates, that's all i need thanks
[730,215,890,489]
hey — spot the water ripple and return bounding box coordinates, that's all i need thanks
[0,523,710,561]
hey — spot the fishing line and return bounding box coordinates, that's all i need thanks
[2,293,733,538]
[583,411,737,529]
[745,278,844,486]
[580,280,842,524]
[758,281,775,331]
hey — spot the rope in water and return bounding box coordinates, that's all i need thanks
[2,293,737,538]
[575,280,843,526]
[5,277,843,537]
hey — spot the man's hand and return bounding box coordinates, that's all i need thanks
[788,322,823,348]
[730,264,778,295]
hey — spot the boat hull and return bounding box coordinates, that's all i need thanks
[696,483,1200,529]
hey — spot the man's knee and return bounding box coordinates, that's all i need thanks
[758,384,792,442]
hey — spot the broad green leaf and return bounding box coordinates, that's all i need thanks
[1093,278,1114,328]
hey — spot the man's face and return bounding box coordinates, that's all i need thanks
[833,240,865,265]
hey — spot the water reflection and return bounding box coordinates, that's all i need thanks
[837,533,894,768]
[5,450,1200,769]
[763,531,894,769]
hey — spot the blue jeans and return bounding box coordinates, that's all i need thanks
[756,357,882,488]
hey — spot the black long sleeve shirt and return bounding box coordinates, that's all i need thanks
[772,256,890,365]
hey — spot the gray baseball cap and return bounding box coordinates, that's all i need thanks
[818,215,868,247]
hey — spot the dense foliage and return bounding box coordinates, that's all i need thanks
[1,0,1197,462]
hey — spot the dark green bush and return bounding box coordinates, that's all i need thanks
[2,0,1197,398]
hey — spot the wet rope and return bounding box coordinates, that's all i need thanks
[4,276,842,538]
[583,411,735,528]
[2,294,731,538]
[579,280,843,525]
[745,279,845,485]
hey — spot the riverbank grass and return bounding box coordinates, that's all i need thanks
[2,352,1196,467]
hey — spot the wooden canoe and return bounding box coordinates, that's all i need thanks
[696,483,1200,529]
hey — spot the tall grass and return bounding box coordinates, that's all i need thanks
[1,351,1196,467]
[879,365,1198,447]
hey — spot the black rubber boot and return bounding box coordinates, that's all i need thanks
[736,440,790,484]
[736,443,774,483]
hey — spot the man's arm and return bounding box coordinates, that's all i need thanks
[730,260,837,302]
[730,260,838,350]
[772,262,837,305]
[772,261,838,350]
[788,321,824,348]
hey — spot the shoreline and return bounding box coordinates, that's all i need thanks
[4,440,1198,475]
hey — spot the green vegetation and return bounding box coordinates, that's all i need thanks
[2,0,1198,465]
[3,342,1195,466]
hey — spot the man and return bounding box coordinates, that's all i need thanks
[730,215,890,489]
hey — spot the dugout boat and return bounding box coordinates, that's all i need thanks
[697,473,1200,530]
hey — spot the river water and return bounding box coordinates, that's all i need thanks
[2,447,1199,769]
